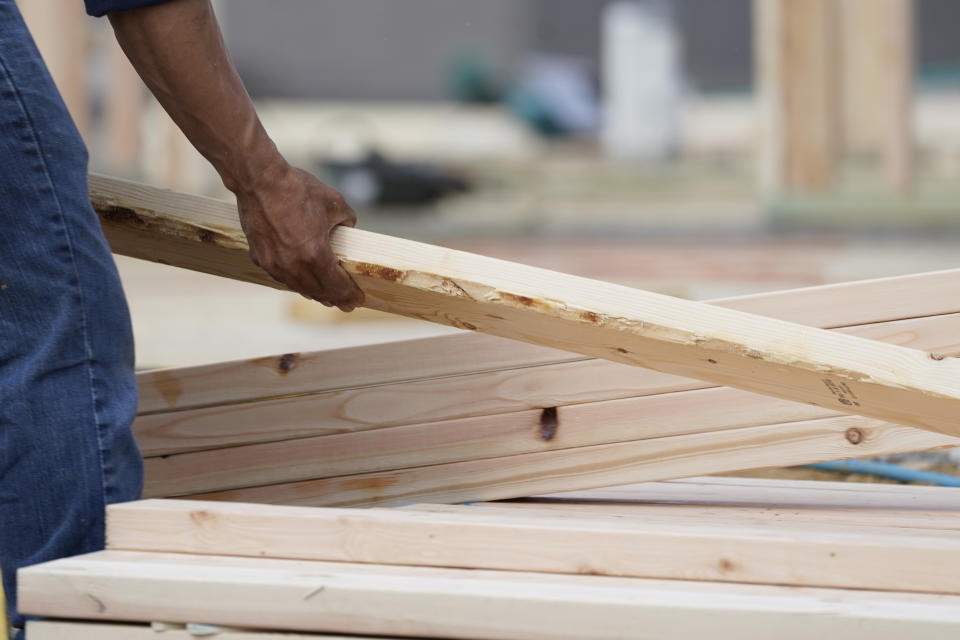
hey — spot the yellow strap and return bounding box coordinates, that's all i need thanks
[0,573,7,640]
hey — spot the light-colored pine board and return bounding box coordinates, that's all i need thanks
[20,551,960,639]
[756,0,841,193]
[134,311,960,457]
[186,417,958,508]
[107,499,960,593]
[402,501,960,532]
[136,332,573,416]
[135,357,683,457]
[839,0,914,191]
[539,476,960,511]
[143,386,838,497]
[133,263,960,416]
[27,621,383,640]
[19,1,90,138]
[92,175,960,438]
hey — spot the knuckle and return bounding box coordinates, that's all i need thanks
[331,190,348,207]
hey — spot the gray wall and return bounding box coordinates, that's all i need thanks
[222,0,534,100]
[223,0,960,100]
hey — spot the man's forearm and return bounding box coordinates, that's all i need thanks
[108,0,280,195]
[108,0,364,310]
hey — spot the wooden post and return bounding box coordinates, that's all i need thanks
[755,0,842,194]
[840,0,914,192]
[17,0,91,140]
[104,36,145,176]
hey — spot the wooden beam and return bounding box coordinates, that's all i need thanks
[536,476,960,511]
[20,551,960,639]
[104,37,144,176]
[134,311,960,458]
[136,268,960,416]
[755,0,841,194]
[404,501,960,532]
[18,0,90,140]
[840,0,914,191]
[106,499,960,594]
[142,386,835,496]
[137,332,574,416]
[185,416,957,508]
[141,315,960,493]
[28,621,386,640]
[91,176,960,438]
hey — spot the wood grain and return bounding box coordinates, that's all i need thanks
[142,386,836,497]
[106,499,960,593]
[402,501,960,532]
[133,312,960,457]
[185,416,958,507]
[91,175,960,437]
[21,551,960,639]
[27,622,380,640]
[134,265,960,416]
[537,476,960,511]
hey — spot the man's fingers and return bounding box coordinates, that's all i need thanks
[340,203,358,228]
[314,251,365,311]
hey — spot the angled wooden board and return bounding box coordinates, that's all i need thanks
[92,175,960,437]
[538,476,960,511]
[184,416,959,507]
[133,265,960,416]
[20,551,960,639]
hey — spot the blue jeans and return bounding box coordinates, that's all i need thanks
[0,1,143,635]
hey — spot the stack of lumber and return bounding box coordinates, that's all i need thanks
[96,175,960,447]
[135,266,960,507]
[38,176,958,639]
[20,477,960,639]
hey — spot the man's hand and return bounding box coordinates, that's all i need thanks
[237,165,364,312]
[108,0,364,310]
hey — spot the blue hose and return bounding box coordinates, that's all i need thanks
[807,459,960,487]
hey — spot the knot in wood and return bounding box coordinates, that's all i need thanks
[278,353,299,374]
[845,427,864,445]
[539,407,559,441]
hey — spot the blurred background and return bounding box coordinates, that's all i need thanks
[18,0,960,370]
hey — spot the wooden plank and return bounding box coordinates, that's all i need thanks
[840,0,914,191]
[136,332,574,417]
[20,551,960,639]
[141,386,834,496]
[106,499,960,593]
[19,0,90,139]
[134,264,960,415]
[405,501,960,532]
[538,476,960,511]
[185,417,958,508]
[90,176,960,438]
[134,311,960,457]
[755,0,841,193]
[104,38,145,176]
[28,621,382,640]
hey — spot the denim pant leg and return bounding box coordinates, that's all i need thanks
[0,1,143,633]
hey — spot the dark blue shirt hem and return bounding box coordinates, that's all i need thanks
[85,0,175,17]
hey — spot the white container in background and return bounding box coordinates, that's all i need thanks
[602,0,682,160]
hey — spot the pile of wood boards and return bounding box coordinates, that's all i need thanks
[95,175,960,446]
[134,265,960,506]
[28,176,957,639]
[20,477,960,639]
